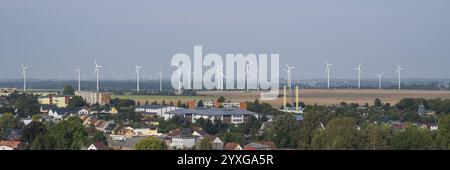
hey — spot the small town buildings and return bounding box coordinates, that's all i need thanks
[75,91,111,105]
[101,107,119,114]
[38,96,71,108]
[134,128,162,137]
[192,129,209,140]
[244,142,272,150]
[224,143,243,150]
[0,88,16,97]
[0,141,26,150]
[48,108,77,119]
[40,104,59,113]
[212,137,224,150]
[135,105,181,117]
[87,142,109,150]
[165,108,257,124]
[170,137,196,150]
[107,137,146,150]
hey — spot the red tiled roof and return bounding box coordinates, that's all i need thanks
[0,140,23,149]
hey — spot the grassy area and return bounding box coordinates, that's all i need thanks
[111,95,219,105]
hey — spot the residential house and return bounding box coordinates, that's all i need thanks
[48,108,77,119]
[116,127,136,138]
[166,128,193,137]
[21,118,32,126]
[0,141,26,150]
[107,137,147,150]
[170,137,196,150]
[0,88,15,97]
[244,142,272,150]
[78,108,90,115]
[134,128,162,137]
[4,129,23,141]
[192,129,209,140]
[101,107,119,114]
[40,104,59,113]
[212,137,224,150]
[87,142,109,150]
[224,143,243,150]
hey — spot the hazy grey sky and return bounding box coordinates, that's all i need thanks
[1,0,449,80]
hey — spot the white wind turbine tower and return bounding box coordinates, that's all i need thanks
[157,68,163,92]
[76,66,81,91]
[376,73,384,89]
[216,64,225,91]
[94,60,102,92]
[325,60,333,89]
[21,64,28,92]
[174,64,182,94]
[354,62,362,89]
[284,64,295,90]
[396,62,405,90]
[244,62,253,91]
[135,63,143,92]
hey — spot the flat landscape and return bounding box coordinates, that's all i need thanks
[113,89,450,107]
[200,89,450,107]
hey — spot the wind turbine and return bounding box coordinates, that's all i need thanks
[76,66,81,91]
[245,62,253,91]
[396,62,404,90]
[376,73,384,89]
[325,60,333,89]
[174,64,182,94]
[354,62,362,89]
[216,64,225,91]
[94,60,102,92]
[284,64,295,90]
[135,63,143,92]
[21,64,28,92]
[157,68,163,92]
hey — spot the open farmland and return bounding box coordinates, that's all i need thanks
[198,89,450,107]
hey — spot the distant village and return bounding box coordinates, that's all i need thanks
[0,86,449,150]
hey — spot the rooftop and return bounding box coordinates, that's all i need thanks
[167,108,257,116]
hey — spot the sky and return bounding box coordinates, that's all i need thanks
[0,0,449,80]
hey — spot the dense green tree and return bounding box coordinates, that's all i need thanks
[360,123,392,150]
[22,121,47,145]
[67,96,86,109]
[297,111,324,149]
[63,85,75,95]
[391,126,434,150]
[134,137,166,150]
[374,98,382,107]
[268,113,300,148]
[242,116,261,135]
[0,112,24,130]
[436,114,450,149]
[110,98,135,107]
[31,117,88,150]
[197,100,204,108]
[217,96,226,102]
[221,132,246,145]
[311,117,360,150]
[198,138,212,150]
[9,93,40,117]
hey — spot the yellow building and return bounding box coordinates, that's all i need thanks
[38,96,71,108]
